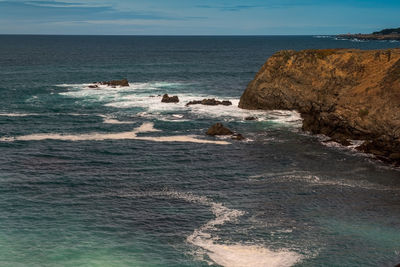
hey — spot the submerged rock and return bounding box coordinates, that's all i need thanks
[231,133,245,140]
[206,123,233,136]
[239,48,400,164]
[186,98,232,106]
[245,116,257,121]
[88,85,99,88]
[96,79,129,87]
[161,94,179,103]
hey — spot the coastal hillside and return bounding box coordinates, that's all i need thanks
[338,27,400,40]
[239,48,400,164]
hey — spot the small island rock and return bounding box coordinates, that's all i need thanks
[186,99,232,106]
[161,94,179,103]
[206,123,233,136]
[98,79,129,87]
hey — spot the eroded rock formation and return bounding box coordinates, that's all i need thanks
[239,48,400,164]
[161,94,179,103]
[206,123,245,141]
[206,123,234,136]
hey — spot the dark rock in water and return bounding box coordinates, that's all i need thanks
[186,100,202,106]
[186,98,232,106]
[206,123,233,136]
[97,78,129,87]
[389,153,400,160]
[231,133,245,140]
[221,100,232,106]
[200,99,220,105]
[330,133,352,146]
[206,123,244,140]
[330,138,351,146]
[161,94,179,103]
[88,85,99,88]
[355,140,398,163]
[245,116,257,121]
[239,48,400,165]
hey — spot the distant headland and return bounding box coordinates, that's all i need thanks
[338,27,400,40]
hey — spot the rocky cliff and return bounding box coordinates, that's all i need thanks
[239,48,400,165]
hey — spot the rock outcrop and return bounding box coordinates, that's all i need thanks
[206,123,233,136]
[186,99,232,106]
[97,79,129,87]
[206,123,245,141]
[239,48,400,164]
[161,94,179,103]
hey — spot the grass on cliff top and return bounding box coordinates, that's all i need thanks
[279,49,340,62]
[306,49,338,60]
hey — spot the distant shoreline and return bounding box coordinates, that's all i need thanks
[338,27,400,41]
[337,33,400,41]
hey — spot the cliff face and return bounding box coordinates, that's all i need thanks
[239,48,400,164]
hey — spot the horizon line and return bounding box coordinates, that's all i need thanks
[0,33,335,37]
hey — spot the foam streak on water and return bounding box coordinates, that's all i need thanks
[118,190,303,267]
[250,170,400,191]
[0,122,230,145]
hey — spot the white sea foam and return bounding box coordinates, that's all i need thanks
[133,122,162,133]
[135,135,229,144]
[251,171,400,191]
[115,96,302,126]
[191,241,302,267]
[118,190,303,267]
[0,122,229,145]
[101,116,134,124]
[313,35,333,39]
[0,112,105,118]
[0,113,40,117]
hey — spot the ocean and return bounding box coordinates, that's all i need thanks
[0,35,399,267]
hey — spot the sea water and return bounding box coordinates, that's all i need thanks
[0,35,399,266]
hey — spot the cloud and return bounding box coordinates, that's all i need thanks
[25,1,109,8]
[0,0,191,21]
[196,4,262,12]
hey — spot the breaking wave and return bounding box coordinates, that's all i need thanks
[57,82,302,127]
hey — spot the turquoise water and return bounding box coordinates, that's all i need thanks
[0,35,399,266]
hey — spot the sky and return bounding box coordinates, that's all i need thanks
[0,0,399,35]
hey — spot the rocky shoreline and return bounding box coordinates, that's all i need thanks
[239,48,400,165]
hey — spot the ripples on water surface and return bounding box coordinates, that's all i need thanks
[0,35,399,266]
